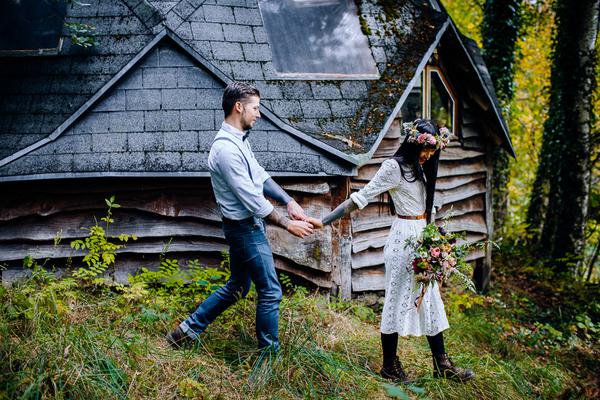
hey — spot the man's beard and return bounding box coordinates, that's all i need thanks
[241,115,254,131]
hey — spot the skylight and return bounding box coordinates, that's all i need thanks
[0,0,67,55]
[257,0,379,79]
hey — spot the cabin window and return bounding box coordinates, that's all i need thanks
[0,0,67,56]
[427,67,456,133]
[400,67,457,134]
[257,0,379,79]
[400,71,423,122]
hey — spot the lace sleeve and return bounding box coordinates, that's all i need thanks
[350,159,401,209]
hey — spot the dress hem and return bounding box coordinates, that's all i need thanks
[380,325,449,337]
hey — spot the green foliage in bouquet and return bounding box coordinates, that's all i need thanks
[406,222,477,301]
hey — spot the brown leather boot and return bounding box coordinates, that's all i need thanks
[432,353,475,382]
[380,357,413,384]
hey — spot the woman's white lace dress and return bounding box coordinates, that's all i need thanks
[350,159,449,336]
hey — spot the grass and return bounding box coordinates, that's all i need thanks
[0,264,597,400]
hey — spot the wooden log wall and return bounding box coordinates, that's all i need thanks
[350,114,491,293]
[0,178,338,287]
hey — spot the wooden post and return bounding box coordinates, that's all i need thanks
[330,178,352,299]
[473,142,493,292]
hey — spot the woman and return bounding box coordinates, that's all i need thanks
[320,119,474,383]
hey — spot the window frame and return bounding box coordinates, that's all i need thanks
[422,65,458,134]
[0,0,67,57]
[256,0,380,80]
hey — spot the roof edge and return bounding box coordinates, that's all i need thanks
[360,18,451,166]
[0,170,355,183]
[447,23,516,158]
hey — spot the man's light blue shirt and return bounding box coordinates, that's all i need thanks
[208,122,273,220]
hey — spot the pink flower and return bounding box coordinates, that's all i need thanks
[427,136,437,145]
[430,247,441,258]
[417,134,427,144]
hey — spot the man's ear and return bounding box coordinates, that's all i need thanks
[234,100,243,113]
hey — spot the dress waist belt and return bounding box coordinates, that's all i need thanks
[397,213,427,220]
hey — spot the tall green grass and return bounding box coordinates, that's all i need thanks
[0,268,590,399]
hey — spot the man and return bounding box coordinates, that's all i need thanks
[166,82,314,351]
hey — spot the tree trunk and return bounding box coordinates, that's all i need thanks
[532,0,600,271]
[481,0,523,236]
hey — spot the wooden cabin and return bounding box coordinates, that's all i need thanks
[0,0,513,297]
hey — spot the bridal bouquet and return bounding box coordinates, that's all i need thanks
[405,223,476,308]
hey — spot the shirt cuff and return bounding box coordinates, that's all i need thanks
[255,201,275,219]
[350,192,368,209]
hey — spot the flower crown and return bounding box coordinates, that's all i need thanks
[402,120,451,150]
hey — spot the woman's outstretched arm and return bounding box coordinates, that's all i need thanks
[322,198,358,225]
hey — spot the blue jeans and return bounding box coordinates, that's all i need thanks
[180,217,282,350]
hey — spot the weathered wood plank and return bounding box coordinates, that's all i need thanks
[274,258,332,288]
[352,267,385,292]
[373,138,401,158]
[439,147,486,161]
[0,210,225,241]
[352,249,384,270]
[280,181,330,194]
[435,173,486,190]
[437,158,486,178]
[0,191,223,222]
[385,119,403,139]
[0,178,327,222]
[461,137,486,150]
[436,195,485,219]
[0,239,228,261]
[444,212,487,234]
[267,225,333,273]
[436,179,486,205]
[466,248,485,262]
[359,159,486,181]
[352,229,389,253]
[351,212,396,233]
[356,164,380,182]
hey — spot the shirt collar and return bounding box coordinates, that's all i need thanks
[221,121,246,139]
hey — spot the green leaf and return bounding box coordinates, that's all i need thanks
[407,385,426,395]
[381,383,410,399]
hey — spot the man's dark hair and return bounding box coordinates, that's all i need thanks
[222,82,260,117]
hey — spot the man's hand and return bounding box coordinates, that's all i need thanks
[287,200,308,221]
[287,220,314,238]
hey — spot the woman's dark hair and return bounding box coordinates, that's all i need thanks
[387,119,440,223]
[222,82,260,117]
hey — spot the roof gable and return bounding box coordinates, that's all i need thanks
[0,32,354,181]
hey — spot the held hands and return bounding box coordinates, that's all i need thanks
[287,200,323,234]
[287,220,314,238]
[305,217,323,229]
[286,200,323,230]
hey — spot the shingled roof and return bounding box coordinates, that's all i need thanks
[0,0,511,181]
